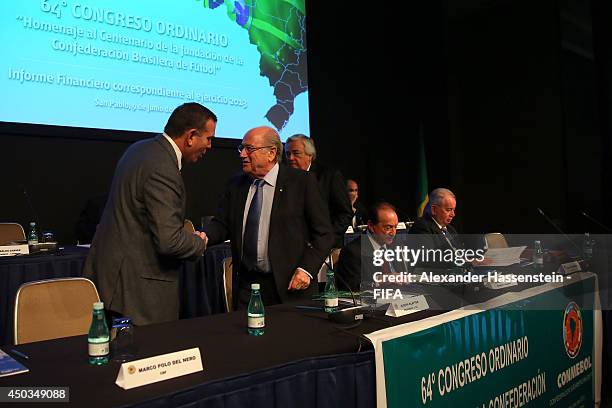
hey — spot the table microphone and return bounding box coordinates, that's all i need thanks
[536,207,581,254]
[23,187,42,229]
[581,211,612,233]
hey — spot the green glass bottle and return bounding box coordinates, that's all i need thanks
[247,283,265,336]
[88,302,109,365]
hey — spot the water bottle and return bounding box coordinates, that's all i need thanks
[27,222,38,245]
[323,269,338,312]
[88,302,109,365]
[247,283,265,336]
[583,233,594,261]
[533,240,544,267]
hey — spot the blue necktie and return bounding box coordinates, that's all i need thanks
[243,179,264,270]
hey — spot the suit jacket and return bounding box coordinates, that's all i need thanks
[309,161,353,247]
[409,215,461,251]
[83,135,206,325]
[353,200,367,227]
[335,234,407,291]
[204,164,334,305]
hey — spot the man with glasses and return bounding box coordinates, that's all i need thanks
[84,103,214,326]
[285,134,352,247]
[204,126,334,308]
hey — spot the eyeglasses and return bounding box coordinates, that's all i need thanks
[237,144,274,154]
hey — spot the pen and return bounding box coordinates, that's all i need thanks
[10,349,29,360]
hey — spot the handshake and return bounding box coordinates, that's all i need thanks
[194,231,209,249]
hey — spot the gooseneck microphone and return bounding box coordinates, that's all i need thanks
[581,211,612,233]
[536,207,581,254]
[23,187,41,229]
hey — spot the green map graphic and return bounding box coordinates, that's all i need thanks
[198,0,307,131]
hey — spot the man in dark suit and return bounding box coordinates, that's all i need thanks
[335,202,405,291]
[285,134,352,247]
[409,188,461,251]
[83,103,215,325]
[347,179,367,228]
[204,127,334,308]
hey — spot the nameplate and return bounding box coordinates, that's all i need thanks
[396,222,406,230]
[385,295,429,317]
[558,261,582,275]
[345,226,354,234]
[115,348,202,390]
[484,274,518,290]
[0,245,29,257]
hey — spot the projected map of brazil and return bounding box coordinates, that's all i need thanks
[205,0,307,132]
[0,0,309,139]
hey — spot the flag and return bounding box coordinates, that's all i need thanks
[416,124,428,217]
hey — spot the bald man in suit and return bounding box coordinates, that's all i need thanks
[204,127,334,308]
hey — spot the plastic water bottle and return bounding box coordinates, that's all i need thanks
[324,269,338,312]
[27,222,38,245]
[534,240,544,267]
[247,283,265,336]
[583,233,594,261]
[88,302,109,365]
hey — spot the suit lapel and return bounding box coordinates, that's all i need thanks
[270,165,287,231]
[235,175,251,255]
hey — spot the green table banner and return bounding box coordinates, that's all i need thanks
[366,272,602,408]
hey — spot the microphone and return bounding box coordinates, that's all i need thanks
[581,211,612,233]
[536,207,581,255]
[23,187,41,229]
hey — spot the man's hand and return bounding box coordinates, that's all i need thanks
[288,269,311,291]
[194,231,208,249]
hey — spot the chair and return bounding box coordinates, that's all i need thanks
[329,248,342,269]
[183,219,196,234]
[14,277,100,345]
[222,257,233,312]
[0,223,26,245]
[317,248,342,284]
[484,233,509,249]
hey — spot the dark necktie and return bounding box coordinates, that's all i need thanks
[242,179,264,270]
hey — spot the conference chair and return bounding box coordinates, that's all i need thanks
[330,248,341,268]
[222,257,233,312]
[317,248,342,290]
[0,222,26,245]
[484,233,509,249]
[183,219,196,234]
[14,277,100,345]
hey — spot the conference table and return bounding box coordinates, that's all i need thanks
[0,244,232,346]
[0,260,602,407]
